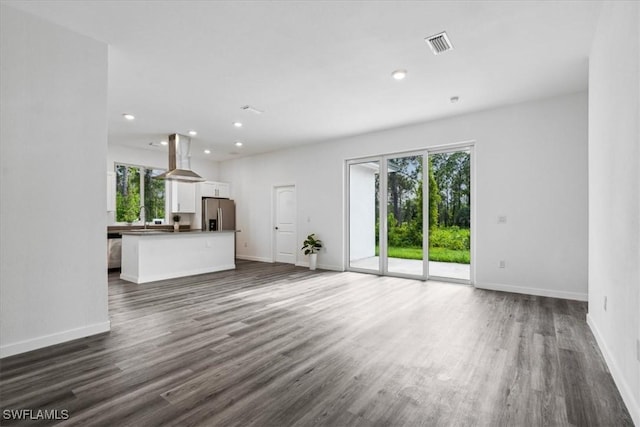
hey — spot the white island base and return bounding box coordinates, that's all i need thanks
[120,231,235,284]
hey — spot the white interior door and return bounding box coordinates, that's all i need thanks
[274,185,296,264]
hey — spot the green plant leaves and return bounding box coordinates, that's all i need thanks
[301,233,322,254]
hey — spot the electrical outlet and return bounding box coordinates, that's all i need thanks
[498,215,507,224]
[604,296,607,311]
[499,260,506,268]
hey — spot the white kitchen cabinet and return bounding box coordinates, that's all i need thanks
[171,181,196,213]
[199,181,231,199]
[200,181,217,198]
[216,182,230,198]
[107,171,116,212]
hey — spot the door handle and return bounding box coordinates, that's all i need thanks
[275,226,279,230]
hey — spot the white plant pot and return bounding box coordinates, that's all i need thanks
[173,222,180,231]
[309,253,318,270]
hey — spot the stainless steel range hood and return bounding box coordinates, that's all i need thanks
[155,133,205,182]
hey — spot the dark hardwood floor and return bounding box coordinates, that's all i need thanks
[0,260,632,426]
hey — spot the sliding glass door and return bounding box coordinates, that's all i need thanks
[348,159,381,273]
[347,145,473,283]
[428,149,471,281]
[386,154,425,277]
[347,152,427,279]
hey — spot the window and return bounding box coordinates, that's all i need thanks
[115,163,167,223]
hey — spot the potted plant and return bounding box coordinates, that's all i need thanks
[301,233,322,270]
[173,214,181,232]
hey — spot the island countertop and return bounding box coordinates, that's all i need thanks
[120,230,235,284]
[120,229,237,236]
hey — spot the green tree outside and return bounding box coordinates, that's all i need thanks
[115,164,166,223]
[378,152,471,264]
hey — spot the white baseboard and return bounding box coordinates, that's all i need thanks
[236,255,273,263]
[587,314,640,426]
[119,273,140,283]
[0,321,111,359]
[237,256,343,272]
[123,265,236,284]
[475,281,588,301]
[295,261,344,272]
[318,263,344,272]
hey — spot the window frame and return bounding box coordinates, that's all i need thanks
[113,162,168,225]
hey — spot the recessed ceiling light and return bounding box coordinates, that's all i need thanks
[188,130,197,136]
[450,96,460,104]
[235,141,243,147]
[391,69,407,80]
[160,140,168,146]
[123,113,135,120]
[204,149,211,154]
[233,122,243,128]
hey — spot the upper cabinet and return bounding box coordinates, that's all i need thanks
[107,171,116,212]
[171,181,197,213]
[200,181,216,198]
[217,182,230,198]
[200,181,230,199]
[171,181,231,215]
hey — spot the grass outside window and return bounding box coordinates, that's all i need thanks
[375,246,470,264]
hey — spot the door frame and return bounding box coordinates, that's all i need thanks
[271,183,297,264]
[345,156,384,275]
[345,142,475,285]
[425,143,476,285]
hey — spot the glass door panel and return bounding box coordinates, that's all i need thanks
[428,150,471,281]
[386,155,424,277]
[348,161,381,273]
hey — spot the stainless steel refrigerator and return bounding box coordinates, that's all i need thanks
[202,198,235,231]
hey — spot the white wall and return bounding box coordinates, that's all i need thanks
[221,92,589,301]
[0,6,110,357]
[587,1,640,424]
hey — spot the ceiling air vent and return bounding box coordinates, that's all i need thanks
[425,31,453,55]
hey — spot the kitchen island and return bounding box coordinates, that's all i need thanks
[120,230,235,284]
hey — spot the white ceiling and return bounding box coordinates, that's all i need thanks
[5,0,602,161]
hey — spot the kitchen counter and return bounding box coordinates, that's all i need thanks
[108,224,190,235]
[121,229,237,235]
[120,230,235,284]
